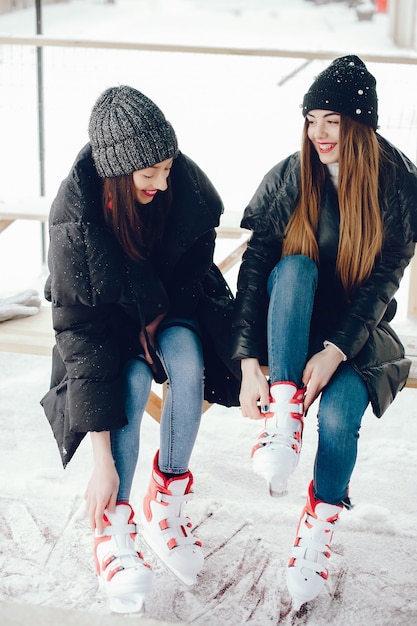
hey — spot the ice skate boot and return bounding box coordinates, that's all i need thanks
[141,451,203,586]
[94,502,153,614]
[286,481,342,610]
[251,381,304,496]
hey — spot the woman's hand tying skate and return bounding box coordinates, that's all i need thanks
[302,344,345,411]
[85,431,120,534]
[239,358,270,420]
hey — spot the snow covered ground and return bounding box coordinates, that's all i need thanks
[1,1,417,624]
[1,352,417,625]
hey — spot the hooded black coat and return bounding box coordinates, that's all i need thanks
[41,145,240,466]
[232,136,417,417]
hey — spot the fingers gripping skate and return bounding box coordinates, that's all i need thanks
[252,382,304,496]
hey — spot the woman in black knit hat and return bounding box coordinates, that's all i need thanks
[232,55,417,609]
[41,85,240,613]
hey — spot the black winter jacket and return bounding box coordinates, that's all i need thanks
[41,145,240,466]
[232,135,417,417]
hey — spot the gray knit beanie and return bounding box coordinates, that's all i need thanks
[89,85,179,178]
[301,55,378,130]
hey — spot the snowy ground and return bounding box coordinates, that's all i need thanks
[1,352,417,625]
[1,1,417,625]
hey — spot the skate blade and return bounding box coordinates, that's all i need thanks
[108,593,147,614]
[269,484,288,497]
[140,532,201,587]
[290,595,306,612]
[253,467,289,497]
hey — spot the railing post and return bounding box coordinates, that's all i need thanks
[35,0,47,264]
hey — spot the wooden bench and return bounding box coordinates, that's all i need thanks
[0,202,416,419]
[398,335,417,389]
[0,305,416,424]
[0,197,50,232]
[0,197,51,264]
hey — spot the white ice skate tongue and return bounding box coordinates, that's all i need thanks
[167,476,190,496]
[314,502,340,521]
[270,383,297,404]
[269,383,302,419]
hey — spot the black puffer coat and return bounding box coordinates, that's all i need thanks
[41,145,240,466]
[232,135,417,417]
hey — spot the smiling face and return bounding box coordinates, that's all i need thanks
[132,158,174,204]
[306,110,340,164]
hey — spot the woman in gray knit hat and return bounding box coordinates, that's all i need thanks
[41,85,240,613]
[232,56,417,610]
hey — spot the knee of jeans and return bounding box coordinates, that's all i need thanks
[168,354,204,387]
[318,411,362,441]
[267,254,317,294]
[123,357,153,392]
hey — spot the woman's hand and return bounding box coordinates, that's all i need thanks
[84,431,120,534]
[139,312,167,368]
[302,344,345,411]
[239,358,270,420]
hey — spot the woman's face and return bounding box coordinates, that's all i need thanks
[132,158,173,204]
[306,109,340,164]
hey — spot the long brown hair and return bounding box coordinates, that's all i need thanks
[282,115,383,294]
[102,174,172,261]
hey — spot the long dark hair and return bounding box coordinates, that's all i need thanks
[282,115,382,294]
[102,174,172,261]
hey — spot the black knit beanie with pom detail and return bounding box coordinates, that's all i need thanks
[301,55,378,130]
[89,85,179,178]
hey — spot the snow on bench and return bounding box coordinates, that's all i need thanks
[0,197,51,232]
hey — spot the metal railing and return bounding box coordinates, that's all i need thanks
[0,34,416,317]
[1,33,416,195]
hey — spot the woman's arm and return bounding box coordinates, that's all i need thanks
[239,358,270,420]
[302,343,345,411]
[85,431,120,534]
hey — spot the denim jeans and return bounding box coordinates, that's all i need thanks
[267,255,369,505]
[111,318,204,502]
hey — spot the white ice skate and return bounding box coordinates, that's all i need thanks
[286,481,342,610]
[252,382,304,496]
[95,502,153,614]
[141,451,203,586]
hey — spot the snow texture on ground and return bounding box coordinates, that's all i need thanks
[1,351,417,625]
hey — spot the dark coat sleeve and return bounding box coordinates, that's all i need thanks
[232,154,300,362]
[232,231,282,363]
[326,240,415,359]
[326,140,417,359]
[42,147,135,442]
[51,303,127,433]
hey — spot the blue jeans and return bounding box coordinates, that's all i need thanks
[267,255,369,505]
[111,318,204,502]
